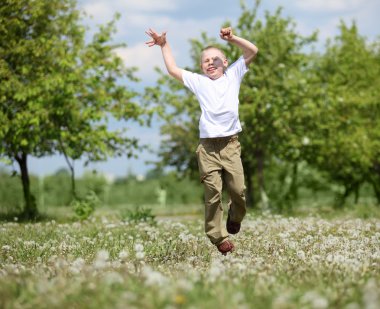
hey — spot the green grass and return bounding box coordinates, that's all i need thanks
[0,207,379,308]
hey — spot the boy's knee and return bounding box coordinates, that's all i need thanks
[205,188,222,206]
[230,184,246,198]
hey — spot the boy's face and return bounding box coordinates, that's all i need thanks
[200,48,228,80]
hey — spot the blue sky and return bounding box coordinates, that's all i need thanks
[3,0,379,179]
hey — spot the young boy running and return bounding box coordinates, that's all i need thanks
[145,27,258,255]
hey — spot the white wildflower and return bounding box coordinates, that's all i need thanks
[72,257,85,269]
[69,257,86,274]
[134,243,144,252]
[136,251,145,260]
[2,245,11,252]
[363,278,379,309]
[177,278,194,292]
[93,249,110,270]
[208,259,223,283]
[103,271,124,286]
[118,250,129,262]
[134,243,145,259]
[296,250,306,260]
[301,291,328,309]
[273,293,292,308]
[142,266,168,286]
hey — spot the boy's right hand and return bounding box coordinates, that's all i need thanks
[145,28,167,47]
[220,27,233,41]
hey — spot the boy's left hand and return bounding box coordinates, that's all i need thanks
[220,27,233,41]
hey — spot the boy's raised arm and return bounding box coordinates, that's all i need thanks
[145,28,183,83]
[220,27,258,66]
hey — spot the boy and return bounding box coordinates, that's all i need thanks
[145,27,258,255]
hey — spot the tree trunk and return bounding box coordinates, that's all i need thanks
[69,161,77,200]
[354,183,360,204]
[371,179,380,205]
[59,139,77,200]
[15,152,38,219]
[369,168,380,205]
[335,182,353,209]
[288,163,299,201]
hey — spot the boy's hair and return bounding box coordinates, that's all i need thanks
[200,46,227,60]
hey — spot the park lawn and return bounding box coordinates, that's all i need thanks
[0,210,379,309]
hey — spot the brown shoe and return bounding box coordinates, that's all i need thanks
[217,240,235,255]
[226,211,241,234]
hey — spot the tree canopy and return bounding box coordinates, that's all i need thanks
[0,0,142,218]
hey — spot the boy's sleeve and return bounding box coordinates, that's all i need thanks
[182,69,200,94]
[227,56,249,81]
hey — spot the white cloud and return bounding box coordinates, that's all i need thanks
[287,0,380,47]
[127,14,174,29]
[82,2,115,23]
[293,0,365,12]
[80,0,177,19]
[296,16,343,42]
[123,0,178,12]
[114,45,166,84]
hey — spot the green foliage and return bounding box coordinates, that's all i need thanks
[121,206,156,224]
[71,191,100,220]
[0,0,142,218]
[303,22,380,206]
[108,172,203,207]
[0,168,203,212]
[42,169,73,206]
[0,169,24,211]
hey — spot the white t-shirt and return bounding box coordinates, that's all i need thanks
[182,56,248,138]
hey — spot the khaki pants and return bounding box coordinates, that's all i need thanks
[196,135,246,246]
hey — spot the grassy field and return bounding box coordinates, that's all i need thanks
[0,207,379,309]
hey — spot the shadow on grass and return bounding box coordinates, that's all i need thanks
[0,207,77,223]
[0,211,54,223]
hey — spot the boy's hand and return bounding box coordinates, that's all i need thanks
[220,27,233,41]
[145,28,167,47]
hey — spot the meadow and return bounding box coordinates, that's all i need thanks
[1,208,379,309]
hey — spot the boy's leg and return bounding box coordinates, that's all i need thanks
[202,170,229,245]
[223,139,246,225]
[196,142,229,246]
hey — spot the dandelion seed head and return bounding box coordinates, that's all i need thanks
[134,243,144,252]
[118,250,129,261]
[296,250,306,260]
[142,266,168,286]
[2,245,11,251]
[103,271,124,286]
[136,251,145,260]
[93,249,110,269]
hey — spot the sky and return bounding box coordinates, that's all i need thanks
[3,0,379,179]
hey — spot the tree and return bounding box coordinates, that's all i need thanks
[304,22,380,206]
[0,0,142,219]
